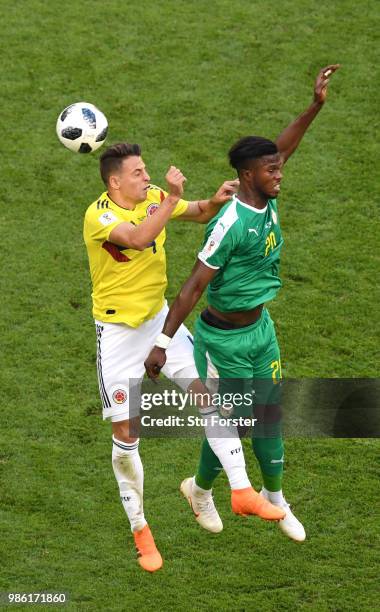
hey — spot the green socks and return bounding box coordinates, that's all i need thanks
[194,435,284,493]
[195,438,223,490]
[252,436,284,492]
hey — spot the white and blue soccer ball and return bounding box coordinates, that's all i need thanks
[56,102,108,153]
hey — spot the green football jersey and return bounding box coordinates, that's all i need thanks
[198,195,283,312]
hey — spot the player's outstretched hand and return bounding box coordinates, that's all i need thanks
[314,64,340,104]
[166,166,187,199]
[145,347,167,380]
[210,179,240,206]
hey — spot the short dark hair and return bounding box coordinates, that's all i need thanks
[99,142,141,185]
[228,136,278,173]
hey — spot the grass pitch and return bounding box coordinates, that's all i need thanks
[0,0,379,610]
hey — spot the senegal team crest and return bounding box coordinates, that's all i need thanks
[147,204,159,217]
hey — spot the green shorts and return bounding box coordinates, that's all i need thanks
[194,308,282,427]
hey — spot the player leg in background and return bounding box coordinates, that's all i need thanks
[95,319,162,572]
[250,310,306,542]
[178,314,285,528]
[161,323,223,533]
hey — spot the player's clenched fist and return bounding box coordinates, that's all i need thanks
[166,166,187,199]
[144,347,167,380]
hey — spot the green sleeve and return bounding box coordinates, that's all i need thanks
[198,202,240,269]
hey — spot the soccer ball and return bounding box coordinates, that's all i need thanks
[56,102,108,153]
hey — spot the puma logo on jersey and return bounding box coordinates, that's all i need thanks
[248,228,258,236]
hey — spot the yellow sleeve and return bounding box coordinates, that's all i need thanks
[170,197,189,218]
[84,206,124,242]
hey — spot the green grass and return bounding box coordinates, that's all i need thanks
[1,437,378,611]
[0,0,379,610]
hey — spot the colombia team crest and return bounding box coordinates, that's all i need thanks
[112,389,128,404]
[146,204,159,217]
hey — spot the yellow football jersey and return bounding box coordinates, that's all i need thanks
[83,186,188,327]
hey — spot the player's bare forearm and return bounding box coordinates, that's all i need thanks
[163,260,216,337]
[144,261,216,379]
[180,180,239,223]
[190,199,227,224]
[144,280,202,379]
[135,195,181,247]
[110,165,187,249]
[109,195,180,250]
[276,64,340,164]
[276,101,323,163]
[183,199,215,224]
[163,279,204,337]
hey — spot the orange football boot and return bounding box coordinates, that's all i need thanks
[133,525,163,572]
[231,487,286,521]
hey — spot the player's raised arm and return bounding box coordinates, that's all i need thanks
[178,179,240,223]
[109,166,186,250]
[275,64,340,164]
[144,260,217,378]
